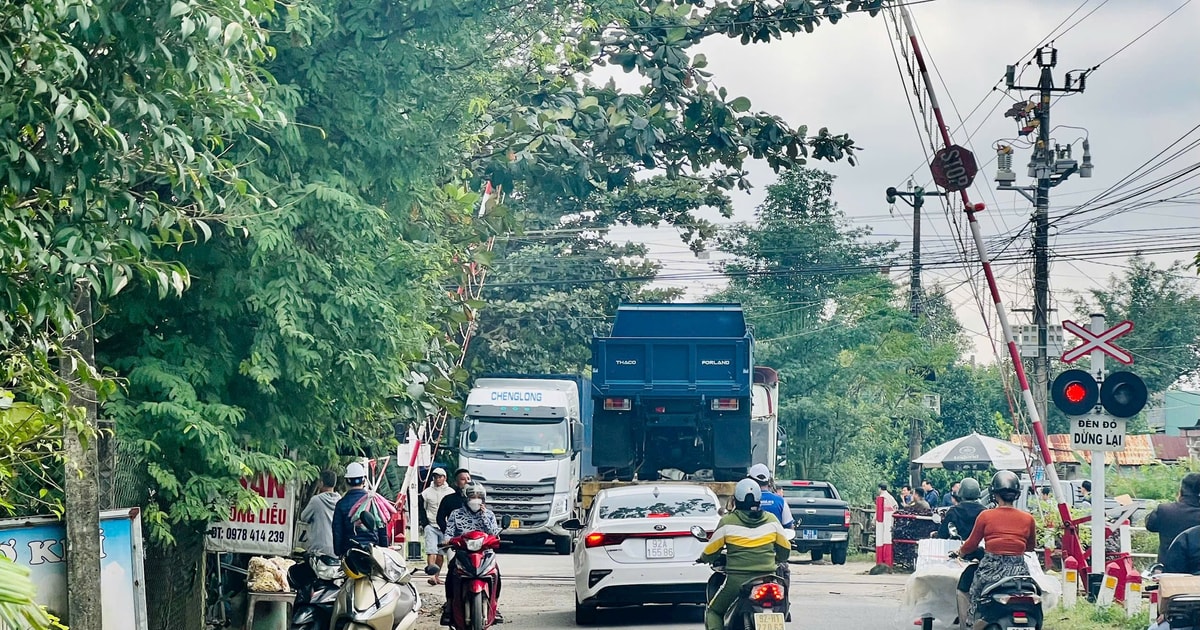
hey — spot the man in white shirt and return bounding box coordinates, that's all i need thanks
[419,468,455,584]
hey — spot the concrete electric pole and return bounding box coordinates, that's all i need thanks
[886,184,948,488]
[995,45,1093,425]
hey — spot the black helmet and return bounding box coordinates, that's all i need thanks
[958,478,982,501]
[990,470,1020,503]
[733,479,763,512]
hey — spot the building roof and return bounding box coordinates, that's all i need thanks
[1009,433,1158,466]
[1152,434,1191,462]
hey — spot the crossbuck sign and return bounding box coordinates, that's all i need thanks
[1060,319,1135,365]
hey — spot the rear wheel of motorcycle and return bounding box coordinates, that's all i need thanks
[831,542,848,565]
[470,591,486,630]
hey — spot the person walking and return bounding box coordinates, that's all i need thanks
[1147,473,1200,562]
[419,468,454,584]
[299,469,341,557]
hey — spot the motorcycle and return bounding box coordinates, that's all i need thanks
[1146,563,1200,630]
[289,554,344,630]
[974,574,1044,630]
[690,524,795,630]
[331,512,422,630]
[432,519,512,630]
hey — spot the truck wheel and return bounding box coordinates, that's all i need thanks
[554,535,572,555]
[831,543,848,565]
[810,550,823,562]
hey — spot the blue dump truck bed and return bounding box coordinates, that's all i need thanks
[590,304,753,481]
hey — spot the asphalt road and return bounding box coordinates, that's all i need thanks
[411,547,913,629]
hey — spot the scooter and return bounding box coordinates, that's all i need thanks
[289,553,344,630]
[331,513,422,630]
[434,524,508,630]
[1146,564,1200,630]
[691,524,794,630]
[974,574,1044,630]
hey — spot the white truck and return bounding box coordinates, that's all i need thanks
[455,375,592,555]
[751,366,784,476]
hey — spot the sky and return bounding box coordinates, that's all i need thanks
[606,0,1200,365]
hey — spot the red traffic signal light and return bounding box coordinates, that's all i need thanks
[1100,372,1148,418]
[1051,369,1099,416]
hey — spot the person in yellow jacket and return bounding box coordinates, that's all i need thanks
[697,478,792,630]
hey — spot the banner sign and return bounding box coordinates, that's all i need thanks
[0,508,148,630]
[205,474,297,555]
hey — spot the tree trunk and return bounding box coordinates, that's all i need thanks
[61,284,102,630]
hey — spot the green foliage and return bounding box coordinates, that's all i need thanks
[710,169,985,505]
[1109,461,1200,501]
[1046,600,1150,630]
[1071,255,1200,393]
[0,555,63,630]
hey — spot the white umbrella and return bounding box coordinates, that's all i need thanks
[913,432,1032,471]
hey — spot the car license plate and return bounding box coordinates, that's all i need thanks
[754,612,785,629]
[508,518,521,529]
[645,538,674,559]
[802,529,818,540]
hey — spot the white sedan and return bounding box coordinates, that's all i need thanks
[565,484,722,625]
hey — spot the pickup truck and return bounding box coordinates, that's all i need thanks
[778,480,852,565]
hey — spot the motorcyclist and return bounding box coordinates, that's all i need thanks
[935,477,986,630]
[698,479,792,630]
[440,482,503,625]
[332,461,387,557]
[747,463,794,528]
[954,470,1037,630]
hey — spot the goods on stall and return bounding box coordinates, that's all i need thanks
[247,556,295,592]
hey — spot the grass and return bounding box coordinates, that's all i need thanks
[1043,601,1151,630]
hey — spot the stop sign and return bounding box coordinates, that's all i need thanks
[930,145,979,192]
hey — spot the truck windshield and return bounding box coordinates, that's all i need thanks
[461,417,569,456]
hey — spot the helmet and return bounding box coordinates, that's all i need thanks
[989,470,1020,503]
[958,478,981,501]
[747,463,772,485]
[463,482,487,502]
[733,479,762,512]
[345,461,367,480]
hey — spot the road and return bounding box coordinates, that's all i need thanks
[411,549,914,629]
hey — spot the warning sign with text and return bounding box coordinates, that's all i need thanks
[1070,414,1127,452]
[205,474,297,556]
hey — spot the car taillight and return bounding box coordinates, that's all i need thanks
[750,583,784,603]
[844,509,852,528]
[604,398,631,411]
[711,398,739,411]
[585,532,630,548]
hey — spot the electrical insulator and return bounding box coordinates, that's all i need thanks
[1080,139,1094,178]
[995,146,1015,185]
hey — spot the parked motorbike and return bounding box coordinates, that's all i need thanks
[289,554,344,630]
[434,521,511,630]
[691,524,794,630]
[974,574,1044,630]
[1146,563,1200,629]
[332,513,422,630]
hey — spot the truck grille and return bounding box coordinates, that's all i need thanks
[475,476,557,524]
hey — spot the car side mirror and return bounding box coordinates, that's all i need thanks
[717,507,728,516]
[561,518,583,531]
[690,525,709,541]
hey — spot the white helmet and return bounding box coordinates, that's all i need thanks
[733,478,763,512]
[747,463,772,485]
[345,461,367,480]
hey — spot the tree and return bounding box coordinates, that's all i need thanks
[1072,255,1200,394]
[712,169,965,503]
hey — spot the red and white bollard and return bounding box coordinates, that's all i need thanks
[875,496,894,567]
[1061,556,1078,609]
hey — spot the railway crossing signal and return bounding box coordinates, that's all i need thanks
[1051,369,1148,419]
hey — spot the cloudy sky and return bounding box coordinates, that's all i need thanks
[610,0,1200,364]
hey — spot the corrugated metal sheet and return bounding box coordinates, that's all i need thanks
[1152,434,1191,461]
[1010,433,1157,465]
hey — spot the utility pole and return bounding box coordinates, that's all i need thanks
[886,185,948,488]
[995,45,1092,425]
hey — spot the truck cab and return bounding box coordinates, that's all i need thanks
[457,376,592,555]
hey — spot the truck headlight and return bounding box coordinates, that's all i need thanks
[551,496,570,518]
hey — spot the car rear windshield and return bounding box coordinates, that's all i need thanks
[597,493,718,519]
[780,487,833,499]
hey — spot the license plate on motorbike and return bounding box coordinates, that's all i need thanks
[754,612,785,629]
[645,538,674,559]
[802,529,818,540]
